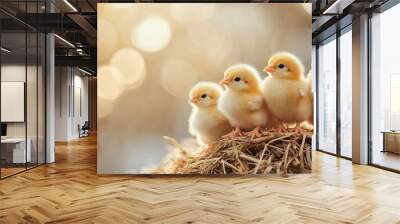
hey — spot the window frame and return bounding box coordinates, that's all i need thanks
[315,24,353,161]
[367,0,400,173]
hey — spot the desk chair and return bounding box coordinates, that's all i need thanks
[79,121,90,138]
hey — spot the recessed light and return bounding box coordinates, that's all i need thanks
[78,67,93,76]
[63,0,78,12]
[1,47,11,53]
[54,34,75,48]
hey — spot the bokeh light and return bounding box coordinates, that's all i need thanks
[184,24,241,73]
[131,16,171,52]
[98,98,115,118]
[97,19,118,63]
[170,4,216,23]
[98,4,142,46]
[109,3,133,9]
[270,27,311,72]
[160,59,200,98]
[98,65,125,101]
[109,48,146,89]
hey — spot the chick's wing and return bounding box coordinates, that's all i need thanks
[248,95,264,111]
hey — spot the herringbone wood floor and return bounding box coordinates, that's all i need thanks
[1,135,400,224]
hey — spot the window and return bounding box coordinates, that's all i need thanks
[371,3,400,171]
[339,29,352,158]
[317,37,337,154]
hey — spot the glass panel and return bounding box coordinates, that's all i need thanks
[0,1,46,179]
[38,33,45,165]
[340,29,352,158]
[317,37,337,154]
[371,4,400,171]
[1,30,28,177]
[27,31,38,169]
[26,0,39,169]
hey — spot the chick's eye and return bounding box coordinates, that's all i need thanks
[278,64,285,69]
[234,77,241,82]
[201,94,207,99]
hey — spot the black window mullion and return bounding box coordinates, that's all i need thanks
[0,22,2,179]
[315,44,320,151]
[367,11,373,165]
[24,0,28,171]
[36,0,39,168]
[336,29,341,157]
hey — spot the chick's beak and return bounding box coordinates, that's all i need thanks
[219,78,231,85]
[263,66,275,73]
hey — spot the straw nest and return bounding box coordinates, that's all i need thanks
[155,129,312,176]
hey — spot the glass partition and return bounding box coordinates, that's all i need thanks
[27,30,38,169]
[0,1,46,179]
[1,30,28,177]
[38,32,45,165]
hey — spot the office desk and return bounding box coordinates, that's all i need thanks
[1,138,31,163]
[381,131,400,155]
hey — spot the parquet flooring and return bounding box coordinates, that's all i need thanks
[1,135,400,223]
[1,167,26,178]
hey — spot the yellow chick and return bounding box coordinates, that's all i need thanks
[218,64,268,138]
[262,52,313,129]
[306,70,313,125]
[188,82,232,145]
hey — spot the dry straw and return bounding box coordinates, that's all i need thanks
[158,129,312,176]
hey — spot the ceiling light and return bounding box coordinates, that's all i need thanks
[323,0,354,15]
[54,34,75,48]
[63,0,78,12]
[78,67,93,76]
[323,0,341,14]
[1,47,11,53]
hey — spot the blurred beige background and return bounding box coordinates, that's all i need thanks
[97,3,311,174]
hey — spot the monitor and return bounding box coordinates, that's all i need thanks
[1,123,7,137]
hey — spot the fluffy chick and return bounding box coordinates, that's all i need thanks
[189,82,232,145]
[262,52,313,128]
[218,64,268,137]
[306,70,313,125]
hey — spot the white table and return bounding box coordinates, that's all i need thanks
[1,138,31,163]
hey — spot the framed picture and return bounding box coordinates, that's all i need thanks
[97,3,313,175]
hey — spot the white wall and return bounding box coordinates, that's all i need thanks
[55,67,70,141]
[72,73,89,138]
[55,67,89,141]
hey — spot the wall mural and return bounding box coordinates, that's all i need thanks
[97,3,313,175]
